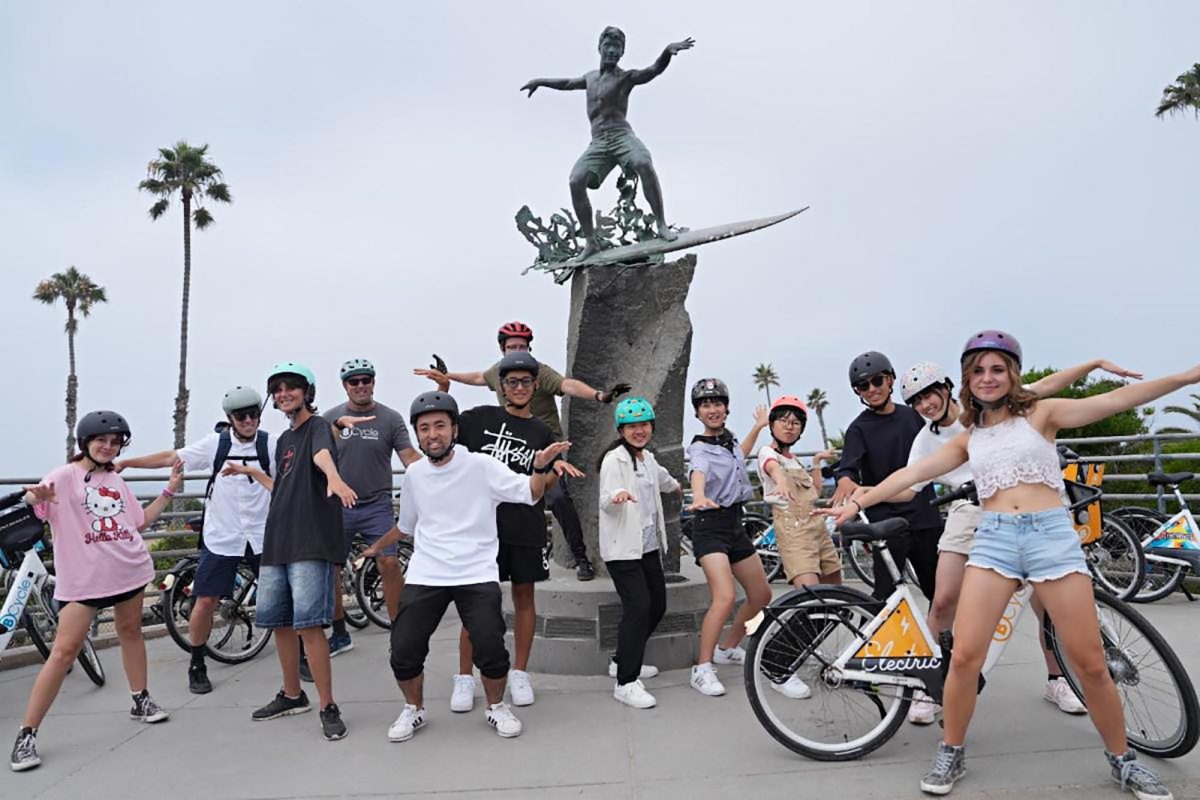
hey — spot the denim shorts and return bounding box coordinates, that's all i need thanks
[966,507,1088,584]
[255,560,336,630]
[342,496,398,558]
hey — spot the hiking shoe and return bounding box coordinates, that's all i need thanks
[10,728,39,772]
[252,689,311,721]
[485,702,523,738]
[508,669,535,706]
[690,665,726,697]
[328,631,354,657]
[609,660,659,680]
[299,656,314,683]
[387,704,426,742]
[320,703,347,741]
[908,690,939,725]
[1107,750,1173,800]
[713,645,745,665]
[575,559,596,581]
[613,680,657,709]
[771,673,813,700]
[188,663,212,695]
[920,742,966,795]
[130,690,170,723]
[451,674,476,713]
[1044,677,1087,714]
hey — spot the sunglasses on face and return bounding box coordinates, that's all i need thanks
[852,374,888,393]
[503,377,535,389]
[345,377,373,387]
[231,408,261,422]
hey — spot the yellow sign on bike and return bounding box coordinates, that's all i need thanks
[854,598,934,658]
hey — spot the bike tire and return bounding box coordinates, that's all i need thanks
[745,515,782,583]
[1085,515,1145,601]
[1110,508,1186,603]
[24,586,104,685]
[844,540,875,588]
[161,561,199,655]
[744,585,911,761]
[205,560,271,665]
[356,558,390,630]
[76,636,106,686]
[1045,588,1199,759]
[341,541,369,629]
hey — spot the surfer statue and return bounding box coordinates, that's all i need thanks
[521,27,694,262]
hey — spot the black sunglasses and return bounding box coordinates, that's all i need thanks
[345,376,373,387]
[503,377,535,389]
[852,374,888,393]
[231,408,261,422]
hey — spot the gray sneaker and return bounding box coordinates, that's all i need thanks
[130,690,170,723]
[920,742,966,795]
[10,727,40,772]
[1107,750,1173,800]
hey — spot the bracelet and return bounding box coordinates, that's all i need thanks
[161,488,175,499]
[594,390,603,402]
[850,499,862,513]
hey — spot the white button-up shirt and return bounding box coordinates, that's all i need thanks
[177,431,277,557]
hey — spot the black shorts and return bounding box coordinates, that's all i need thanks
[71,585,144,610]
[193,545,260,598]
[692,505,756,566]
[497,542,550,584]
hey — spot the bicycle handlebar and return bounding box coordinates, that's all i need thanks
[931,482,978,508]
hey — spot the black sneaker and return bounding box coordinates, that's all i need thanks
[10,727,40,772]
[299,656,314,683]
[130,690,170,723]
[188,663,212,695]
[252,690,311,721]
[575,559,596,581]
[320,703,347,741]
[920,742,966,795]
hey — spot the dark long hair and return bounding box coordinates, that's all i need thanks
[596,423,654,472]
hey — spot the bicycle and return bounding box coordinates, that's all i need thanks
[353,537,415,629]
[0,493,105,685]
[743,509,1199,762]
[1110,471,1200,603]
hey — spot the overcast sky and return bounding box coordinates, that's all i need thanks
[2,2,1198,480]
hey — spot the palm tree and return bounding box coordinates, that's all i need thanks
[752,363,780,403]
[138,141,232,448]
[806,388,831,449]
[1157,394,1200,434]
[34,267,108,460]
[1155,63,1200,120]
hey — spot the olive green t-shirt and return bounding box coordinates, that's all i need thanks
[482,361,566,437]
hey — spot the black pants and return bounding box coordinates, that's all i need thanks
[546,478,589,563]
[870,525,942,602]
[390,583,509,681]
[606,550,667,685]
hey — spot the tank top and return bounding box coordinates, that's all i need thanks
[967,415,1064,500]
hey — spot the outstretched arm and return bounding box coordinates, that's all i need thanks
[521,76,586,96]
[629,38,695,85]
[1038,365,1200,433]
[1027,359,1143,397]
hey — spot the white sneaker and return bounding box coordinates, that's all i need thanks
[508,670,535,706]
[907,690,939,725]
[486,702,523,738]
[771,673,813,700]
[609,661,660,680]
[1044,677,1087,714]
[690,665,726,697]
[713,646,745,665]
[613,680,657,709]
[450,674,476,713]
[387,704,425,742]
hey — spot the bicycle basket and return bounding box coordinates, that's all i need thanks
[0,503,45,554]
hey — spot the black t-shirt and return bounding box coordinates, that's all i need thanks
[834,404,942,530]
[457,405,553,547]
[262,415,345,566]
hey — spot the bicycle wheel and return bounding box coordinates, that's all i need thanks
[341,542,368,629]
[1111,508,1186,603]
[24,586,105,685]
[1045,588,1199,759]
[205,560,271,664]
[844,540,876,588]
[746,515,782,583]
[1084,516,1145,601]
[161,561,199,655]
[76,635,106,686]
[744,585,911,761]
[355,557,390,629]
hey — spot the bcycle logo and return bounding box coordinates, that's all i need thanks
[0,575,34,633]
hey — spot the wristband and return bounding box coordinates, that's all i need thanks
[534,462,555,474]
[161,488,176,499]
[594,390,603,402]
[850,499,862,514]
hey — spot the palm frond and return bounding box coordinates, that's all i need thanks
[193,206,215,229]
[148,198,170,219]
[206,182,232,203]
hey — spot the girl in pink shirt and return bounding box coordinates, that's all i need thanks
[12,411,182,773]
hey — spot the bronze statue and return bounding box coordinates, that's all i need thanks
[522,27,694,262]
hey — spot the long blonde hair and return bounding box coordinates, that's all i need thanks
[958,350,1038,427]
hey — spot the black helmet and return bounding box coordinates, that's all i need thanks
[76,410,132,445]
[497,351,540,379]
[691,377,730,408]
[410,392,459,427]
[848,351,895,385]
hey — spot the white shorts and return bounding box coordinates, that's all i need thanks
[938,500,981,556]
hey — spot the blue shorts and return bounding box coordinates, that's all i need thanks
[192,546,260,598]
[967,507,1089,584]
[343,496,398,558]
[255,560,336,630]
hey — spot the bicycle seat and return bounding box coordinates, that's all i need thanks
[1147,471,1194,487]
[840,517,910,543]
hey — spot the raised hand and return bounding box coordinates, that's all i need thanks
[667,38,695,55]
[603,382,632,403]
[337,415,377,430]
[753,404,769,428]
[431,354,448,374]
[1098,360,1143,380]
[167,462,185,494]
[413,368,451,393]
[520,80,541,97]
[533,441,572,470]
[554,460,586,479]
[23,482,56,505]
[813,450,837,469]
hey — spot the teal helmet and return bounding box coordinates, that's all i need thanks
[222,385,263,414]
[614,396,655,427]
[267,361,317,404]
[340,358,375,381]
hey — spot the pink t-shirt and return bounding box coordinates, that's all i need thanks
[33,464,154,601]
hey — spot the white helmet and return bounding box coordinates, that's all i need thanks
[900,362,950,404]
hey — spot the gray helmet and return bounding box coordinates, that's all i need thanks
[76,410,131,444]
[848,351,895,385]
[340,358,375,381]
[691,377,730,408]
[497,351,540,379]
[222,386,263,414]
[410,391,459,427]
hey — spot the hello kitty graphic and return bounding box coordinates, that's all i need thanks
[84,485,130,543]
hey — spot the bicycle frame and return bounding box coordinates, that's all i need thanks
[1142,494,1200,571]
[0,547,50,651]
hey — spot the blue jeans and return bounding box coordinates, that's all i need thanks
[255,560,336,630]
[967,507,1088,583]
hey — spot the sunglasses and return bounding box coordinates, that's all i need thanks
[231,408,261,422]
[345,377,374,387]
[852,374,888,393]
[503,377,535,389]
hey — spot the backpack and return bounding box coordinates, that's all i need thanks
[197,430,272,543]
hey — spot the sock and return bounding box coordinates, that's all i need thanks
[695,661,713,672]
[1048,673,1061,682]
[332,618,348,637]
[190,645,206,667]
[19,726,36,737]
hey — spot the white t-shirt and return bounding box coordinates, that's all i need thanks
[756,445,805,506]
[177,431,277,557]
[398,445,534,586]
[907,419,973,491]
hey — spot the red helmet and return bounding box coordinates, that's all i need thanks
[497,321,534,345]
[769,395,808,422]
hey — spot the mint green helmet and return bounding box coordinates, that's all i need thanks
[267,361,317,403]
[614,396,655,427]
[222,386,263,414]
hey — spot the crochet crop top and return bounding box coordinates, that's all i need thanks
[967,415,1064,500]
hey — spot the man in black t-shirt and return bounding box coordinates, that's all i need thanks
[831,351,943,602]
[450,352,558,713]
